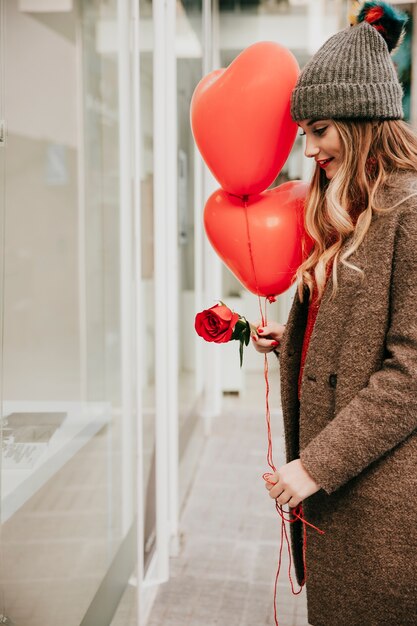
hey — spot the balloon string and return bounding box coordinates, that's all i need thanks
[242,195,324,625]
[243,195,262,309]
[264,494,325,625]
[242,195,276,305]
[256,278,324,625]
[253,294,274,474]
[242,196,275,471]
[263,330,276,474]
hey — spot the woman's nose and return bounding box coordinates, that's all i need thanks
[304,138,320,158]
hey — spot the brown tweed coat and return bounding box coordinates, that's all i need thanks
[279,170,417,626]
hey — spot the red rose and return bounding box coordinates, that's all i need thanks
[195,304,240,344]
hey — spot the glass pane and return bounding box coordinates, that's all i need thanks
[140,0,157,573]
[83,1,121,406]
[0,0,4,537]
[0,2,136,624]
[177,0,203,503]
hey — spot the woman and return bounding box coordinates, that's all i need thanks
[252,2,417,625]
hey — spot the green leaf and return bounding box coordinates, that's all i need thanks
[231,318,246,341]
[243,321,251,346]
[231,326,239,341]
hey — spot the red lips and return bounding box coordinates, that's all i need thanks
[317,157,334,169]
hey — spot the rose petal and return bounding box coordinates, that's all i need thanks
[210,304,233,322]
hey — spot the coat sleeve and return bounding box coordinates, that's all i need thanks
[300,205,417,494]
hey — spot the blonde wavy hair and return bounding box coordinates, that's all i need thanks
[297,119,417,303]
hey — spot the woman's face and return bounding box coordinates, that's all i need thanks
[298,119,342,180]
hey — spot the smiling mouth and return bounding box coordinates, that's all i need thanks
[317,158,334,168]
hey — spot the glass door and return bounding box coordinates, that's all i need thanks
[176,0,205,505]
[0,2,137,625]
[0,1,5,599]
[139,0,157,579]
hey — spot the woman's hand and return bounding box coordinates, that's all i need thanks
[264,459,321,508]
[251,321,286,354]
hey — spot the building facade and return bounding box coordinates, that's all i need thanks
[0,1,415,625]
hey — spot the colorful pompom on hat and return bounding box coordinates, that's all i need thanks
[290,1,408,122]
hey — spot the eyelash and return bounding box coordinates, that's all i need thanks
[299,127,327,137]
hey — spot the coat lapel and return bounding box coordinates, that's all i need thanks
[300,236,367,395]
[279,290,308,461]
[280,236,366,461]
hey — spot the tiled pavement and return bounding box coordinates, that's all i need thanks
[147,373,309,626]
[112,372,310,625]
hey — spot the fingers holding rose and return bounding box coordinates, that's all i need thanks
[251,320,285,354]
[252,335,279,353]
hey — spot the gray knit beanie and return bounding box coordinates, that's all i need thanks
[291,1,408,122]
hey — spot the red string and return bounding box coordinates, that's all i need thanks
[263,478,325,624]
[260,298,325,625]
[242,196,275,472]
[261,301,277,475]
[241,194,324,625]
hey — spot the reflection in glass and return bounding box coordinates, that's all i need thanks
[0,1,135,624]
[140,5,157,570]
[176,0,203,504]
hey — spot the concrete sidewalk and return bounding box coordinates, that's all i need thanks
[147,373,309,626]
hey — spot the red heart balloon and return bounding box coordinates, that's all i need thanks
[204,181,311,297]
[191,42,299,196]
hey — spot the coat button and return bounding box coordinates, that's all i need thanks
[329,374,337,388]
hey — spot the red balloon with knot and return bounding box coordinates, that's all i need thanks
[190,41,312,299]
